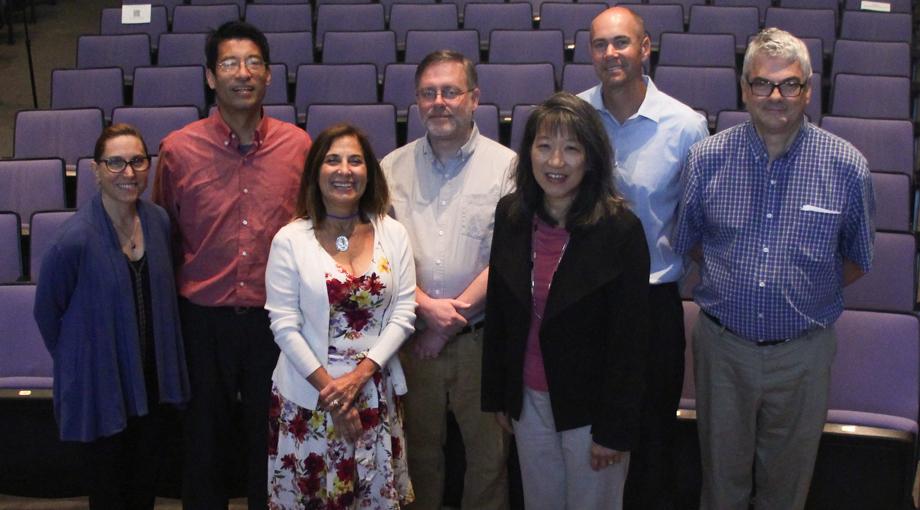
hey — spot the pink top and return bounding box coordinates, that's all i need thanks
[523,217,570,391]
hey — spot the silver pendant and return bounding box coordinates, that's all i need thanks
[335,235,349,252]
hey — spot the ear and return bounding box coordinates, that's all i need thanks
[91,161,103,186]
[470,87,481,110]
[265,64,272,87]
[206,68,217,91]
[640,33,651,62]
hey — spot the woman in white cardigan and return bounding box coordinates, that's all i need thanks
[265,124,417,508]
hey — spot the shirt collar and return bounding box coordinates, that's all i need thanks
[585,76,664,126]
[421,122,481,173]
[744,118,811,162]
[207,106,270,151]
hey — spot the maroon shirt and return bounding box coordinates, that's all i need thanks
[154,109,311,307]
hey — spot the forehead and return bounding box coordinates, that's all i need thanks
[326,135,362,153]
[418,61,467,87]
[748,54,805,81]
[217,38,263,59]
[103,135,144,156]
[535,119,579,142]
[591,10,642,40]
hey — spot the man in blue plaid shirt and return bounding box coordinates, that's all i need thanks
[674,28,875,510]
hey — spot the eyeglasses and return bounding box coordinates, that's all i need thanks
[216,56,267,73]
[97,155,150,173]
[747,78,806,98]
[416,87,470,102]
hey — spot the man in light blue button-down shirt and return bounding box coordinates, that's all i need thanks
[577,7,709,509]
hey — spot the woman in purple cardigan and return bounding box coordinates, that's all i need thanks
[33,124,190,509]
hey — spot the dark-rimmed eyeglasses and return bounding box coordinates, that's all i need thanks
[416,87,470,102]
[216,56,267,73]
[747,78,806,98]
[97,155,150,173]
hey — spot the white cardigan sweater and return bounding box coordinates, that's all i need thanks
[264,215,417,410]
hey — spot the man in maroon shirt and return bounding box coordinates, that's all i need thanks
[154,21,311,509]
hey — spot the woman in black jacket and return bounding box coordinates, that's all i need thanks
[482,92,650,510]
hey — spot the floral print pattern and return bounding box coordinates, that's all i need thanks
[268,246,413,509]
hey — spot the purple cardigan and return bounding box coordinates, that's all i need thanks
[34,195,190,442]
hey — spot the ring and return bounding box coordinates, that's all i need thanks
[331,399,340,408]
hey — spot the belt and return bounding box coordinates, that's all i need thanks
[457,320,485,336]
[703,311,791,347]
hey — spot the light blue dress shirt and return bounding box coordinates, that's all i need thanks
[579,77,708,284]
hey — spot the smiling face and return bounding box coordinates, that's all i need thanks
[531,123,587,213]
[589,8,650,93]
[416,61,479,144]
[742,54,811,141]
[93,135,149,206]
[318,135,368,216]
[206,38,271,114]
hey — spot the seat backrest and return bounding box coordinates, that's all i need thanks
[625,4,685,50]
[156,32,208,67]
[572,29,591,64]
[389,4,459,49]
[0,212,22,283]
[475,63,556,119]
[111,106,200,156]
[406,103,499,144]
[322,31,397,82]
[264,31,314,83]
[264,64,290,104]
[820,116,914,176]
[843,0,911,13]
[831,74,911,120]
[688,5,760,52]
[780,0,838,19]
[263,104,298,125]
[382,63,419,120]
[132,65,207,113]
[539,2,606,46]
[764,7,836,54]
[831,40,911,81]
[509,103,536,153]
[463,2,533,48]
[839,11,912,43]
[800,37,823,75]
[715,110,750,132]
[171,4,241,33]
[842,232,916,313]
[648,0,705,23]
[405,30,480,64]
[14,110,103,167]
[100,6,168,50]
[190,0,246,10]
[711,0,770,23]
[29,211,76,282]
[560,64,597,94]
[489,30,565,84]
[75,156,159,208]
[315,4,386,51]
[829,310,919,431]
[658,32,736,68]
[806,71,822,125]
[50,68,124,121]
[294,64,379,122]
[0,284,53,388]
[870,172,911,232]
[510,0,568,18]
[244,3,312,33]
[76,33,151,84]
[123,0,184,22]
[305,104,397,158]
[653,65,738,124]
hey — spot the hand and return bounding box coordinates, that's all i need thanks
[589,442,627,471]
[331,406,363,443]
[318,367,372,413]
[418,297,470,334]
[495,412,513,434]
[411,329,450,360]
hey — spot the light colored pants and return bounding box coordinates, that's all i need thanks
[513,388,630,510]
[400,327,509,510]
[694,311,836,510]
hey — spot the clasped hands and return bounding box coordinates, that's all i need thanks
[413,297,471,360]
[318,369,369,443]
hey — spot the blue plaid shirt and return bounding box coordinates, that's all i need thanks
[674,121,875,342]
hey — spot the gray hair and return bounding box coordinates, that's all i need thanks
[741,28,813,82]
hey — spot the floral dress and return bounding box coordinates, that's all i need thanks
[268,240,414,509]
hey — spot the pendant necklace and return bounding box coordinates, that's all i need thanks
[114,215,140,252]
[328,211,359,252]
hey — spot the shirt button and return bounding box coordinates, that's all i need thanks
[770,179,776,185]
[243,188,249,194]
[762,246,769,253]
[438,230,444,236]
[239,282,245,287]
[766,213,773,219]
[757,313,764,319]
[435,259,442,265]
[224,141,229,146]
[242,219,248,226]
[759,281,766,288]
[242,250,248,257]
[440,200,447,206]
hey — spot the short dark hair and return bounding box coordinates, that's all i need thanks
[205,21,271,74]
[294,124,390,228]
[94,123,148,162]
[414,49,477,90]
[510,92,625,228]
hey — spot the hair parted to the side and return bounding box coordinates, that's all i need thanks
[294,124,389,228]
[742,27,812,82]
[94,123,149,162]
[205,21,271,74]
[510,91,625,229]
[414,49,478,90]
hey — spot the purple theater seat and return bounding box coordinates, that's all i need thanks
[29,211,77,283]
[0,212,22,283]
[0,284,53,394]
[820,116,914,177]
[0,159,67,231]
[14,109,104,168]
[843,232,916,313]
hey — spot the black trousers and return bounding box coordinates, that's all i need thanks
[83,407,167,510]
[623,282,686,510]
[179,299,280,510]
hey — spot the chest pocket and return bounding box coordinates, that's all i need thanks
[795,207,842,264]
[459,193,497,240]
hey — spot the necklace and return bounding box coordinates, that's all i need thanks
[327,212,359,252]
[113,215,140,252]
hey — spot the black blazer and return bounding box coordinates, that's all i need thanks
[481,195,650,451]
